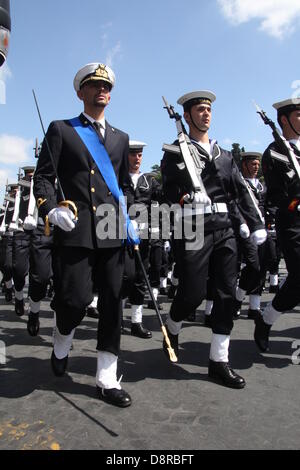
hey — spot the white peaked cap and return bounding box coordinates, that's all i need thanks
[73,63,115,92]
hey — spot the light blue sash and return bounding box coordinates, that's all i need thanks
[69,117,139,245]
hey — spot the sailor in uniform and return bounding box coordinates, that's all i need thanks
[123,140,161,338]
[34,62,136,407]
[233,152,268,319]
[161,90,266,388]
[0,183,18,301]
[254,98,300,351]
[11,166,53,336]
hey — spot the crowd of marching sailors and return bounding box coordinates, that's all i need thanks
[1,60,300,407]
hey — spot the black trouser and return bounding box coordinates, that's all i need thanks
[1,234,13,282]
[12,227,53,302]
[123,239,150,306]
[272,220,300,312]
[238,237,267,296]
[51,245,124,356]
[149,240,164,287]
[170,227,238,336]
[266,231,281,275]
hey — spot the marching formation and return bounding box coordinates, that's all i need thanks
[1,61,299,408]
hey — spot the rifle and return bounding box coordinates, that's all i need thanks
[254,101,300,182]
[162,96,208,199]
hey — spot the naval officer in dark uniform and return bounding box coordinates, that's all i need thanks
[161,90,266,388]
[254,97,300,352]
[34,62,134,407]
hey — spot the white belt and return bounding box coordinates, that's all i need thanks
[180,202,228,217]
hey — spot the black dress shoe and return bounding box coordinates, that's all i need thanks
[86,306,99,318]
[51,350,68,377]
[27,312,40,336]
[147,299,162,310]
[5,288,13,302]
[168,284,177,299]
[163,326,179,362]
[208,360,245,389]
[269,285,279,294]
[97,386,132,408]
[131,323,152,338]
[15,298,25,317]
[248,309,261,320]
[254,313,271,352]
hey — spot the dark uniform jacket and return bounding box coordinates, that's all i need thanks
[34,113,130,249]
[161,140,264,234]
[262,141,300,228]
[19,186,30,223]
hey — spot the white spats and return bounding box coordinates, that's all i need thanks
[88,295,98,309]
[262,302,282,325]
[131,304,143,324]
[96,351,121,390]
[205,300,213,316]
[166,316,182,335]
[270,274,278,286]
[249,294,261,311]
[152,288,159,301]
[53,327,75,359]
[209,334,230,362]
[15,289,24,301]
[29,298,40,314]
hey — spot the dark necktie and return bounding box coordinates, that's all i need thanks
[93,121,105,144]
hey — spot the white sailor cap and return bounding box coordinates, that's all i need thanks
[129,140,147,152]
[241,152,262,161]
[7,183,18,191]
[273,98,300,112]
[73,63,115,92]
[177,90,216,110]
[21,166,35,173]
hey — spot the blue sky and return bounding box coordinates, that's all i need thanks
[1,0,300,200]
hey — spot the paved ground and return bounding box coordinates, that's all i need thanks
[0,263,300,451]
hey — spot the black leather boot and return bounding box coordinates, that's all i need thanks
[27,312,40,336]
[51,350,68,377]
[131,323,152,338]
[254,313,271,352]
[15,298,25,317]
[208,360,245,389]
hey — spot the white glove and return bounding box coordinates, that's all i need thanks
[239,223,250,239]
[0,225,6,235]
[48,206,76,232]
[164,241,171,252]
[8,222,19,232]
[193,191,211,206]
[250,228,267,246]
[23,215,37,231]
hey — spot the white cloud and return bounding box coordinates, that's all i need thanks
[105,42,121,68]
[0,134,34,165]
[0,63,12,104]
[217,0,300,39]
